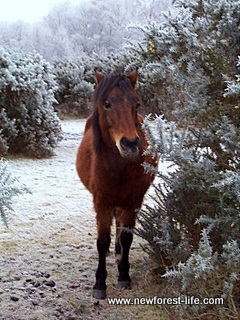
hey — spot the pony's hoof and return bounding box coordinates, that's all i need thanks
[117,281,131,290]
[93,289,106,300]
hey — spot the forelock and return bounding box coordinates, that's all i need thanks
[93,74,132,104]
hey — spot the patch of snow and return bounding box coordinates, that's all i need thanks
[1,119,94,232]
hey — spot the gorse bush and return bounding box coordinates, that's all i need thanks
[128,0,239,121]
[132,0,240,319]
[0,48,62,157]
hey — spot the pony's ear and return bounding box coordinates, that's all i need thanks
[127,69,138,87]
[95,71,105,84]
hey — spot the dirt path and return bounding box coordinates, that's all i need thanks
[0,120,167,320]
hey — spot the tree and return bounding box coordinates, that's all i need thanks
[0,0,173,61]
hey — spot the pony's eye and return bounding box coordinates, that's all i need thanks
[104,100,111,109]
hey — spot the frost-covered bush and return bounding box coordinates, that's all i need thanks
[128,0,239,121]
[80,53,129,79]
[0,160,27,226]
[0,48,62,157]
[53,59,94,117]
[133,0,240,318]
[140,101,239,319]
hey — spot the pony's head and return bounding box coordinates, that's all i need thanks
[92,70,141,159]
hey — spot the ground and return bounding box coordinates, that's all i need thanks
[0,120,170,320]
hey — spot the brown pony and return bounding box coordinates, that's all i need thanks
[76,69,157,299]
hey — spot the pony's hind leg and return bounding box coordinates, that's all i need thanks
[93,208,112,300]
[116,210,135,290]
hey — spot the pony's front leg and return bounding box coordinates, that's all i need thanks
[117,211,135,290]
[93,208,112,300]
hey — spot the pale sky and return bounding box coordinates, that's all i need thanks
[0,0,83,23]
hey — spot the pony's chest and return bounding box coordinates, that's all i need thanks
[92,160,149,207]
[107,160,143,184]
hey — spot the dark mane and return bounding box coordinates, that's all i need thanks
[92,109,102,154]
[93,74,133,105]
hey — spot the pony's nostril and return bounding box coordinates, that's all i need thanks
[132,136,140,147]
[120,136,140,150]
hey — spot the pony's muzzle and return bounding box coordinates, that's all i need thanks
[119,136,140,158]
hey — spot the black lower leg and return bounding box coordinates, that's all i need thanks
[117,231,133,289]
[115,211,122,259]
[93,234,110,299]
[115,240,121,256]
